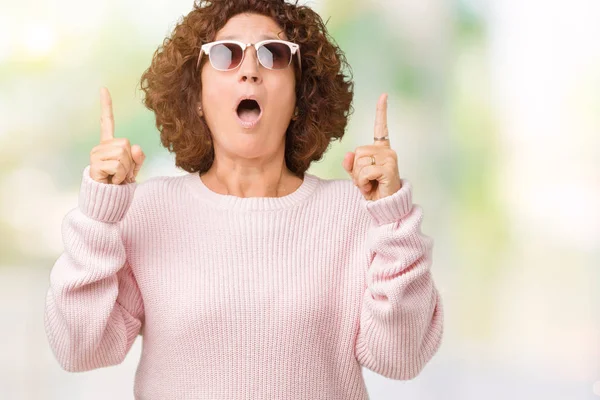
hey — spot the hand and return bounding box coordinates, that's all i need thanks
[89,87,145,185]
[342,93,402,201]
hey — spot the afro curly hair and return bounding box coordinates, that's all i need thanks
[139,0,354,177]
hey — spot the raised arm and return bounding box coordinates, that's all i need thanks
[45,87,147,371]
[44,165,144,372]
[355,180,443,380]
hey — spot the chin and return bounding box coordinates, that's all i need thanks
[226,136,270,157]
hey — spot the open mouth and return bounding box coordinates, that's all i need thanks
[236,99,262,128]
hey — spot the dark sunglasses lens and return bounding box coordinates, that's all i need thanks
[210,43,243,70]
[258,43,292,69]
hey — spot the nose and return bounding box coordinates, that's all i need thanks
[237,45,262,84]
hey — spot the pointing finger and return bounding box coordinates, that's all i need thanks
[373,93,390,147]
[100,87,115,143]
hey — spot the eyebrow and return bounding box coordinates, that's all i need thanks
[216,33,281,41]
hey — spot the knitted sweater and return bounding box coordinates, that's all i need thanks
[44,164,443,400]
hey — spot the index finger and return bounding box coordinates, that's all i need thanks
[100,86,115,143]
[373,92,389,146]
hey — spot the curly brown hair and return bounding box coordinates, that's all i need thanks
[139,0,354,177]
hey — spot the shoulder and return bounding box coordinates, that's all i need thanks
[133,173,183,195]
[118,170,191,214]
[309,173,368,212]
[116,171,191,232]
[311,174,356,195]
[128,171,191,208]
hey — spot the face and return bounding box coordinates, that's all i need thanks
[199,13,297,160]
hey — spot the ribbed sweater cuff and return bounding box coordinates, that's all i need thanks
[365,179,413,225]
[78,165,136,223]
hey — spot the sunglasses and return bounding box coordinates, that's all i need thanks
[196,39,301,73]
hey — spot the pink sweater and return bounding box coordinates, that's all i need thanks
[44,164,443,399]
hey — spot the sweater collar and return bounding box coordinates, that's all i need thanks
[183,170,319,211]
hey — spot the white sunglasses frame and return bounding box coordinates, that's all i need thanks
[196,39,302,74]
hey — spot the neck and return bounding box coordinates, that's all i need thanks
[200,160,301,198]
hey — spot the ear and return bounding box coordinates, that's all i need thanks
[196,102,203,117]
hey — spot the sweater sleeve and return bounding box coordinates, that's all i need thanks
[43,165,145,372]
[355,179,443,380]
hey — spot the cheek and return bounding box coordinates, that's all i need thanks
[201,77,221,99]
[201,76,232,116]
[270,76,296,108]
[201,66,229,95]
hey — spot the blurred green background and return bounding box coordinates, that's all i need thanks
[1,0,598,398]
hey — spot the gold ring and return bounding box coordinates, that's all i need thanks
[370,155,376,165]
[374,135,389,141]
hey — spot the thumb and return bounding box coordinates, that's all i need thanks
[131,145,145,177]
[342,151,354,174]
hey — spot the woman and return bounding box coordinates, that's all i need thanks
[44,0,443,399]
